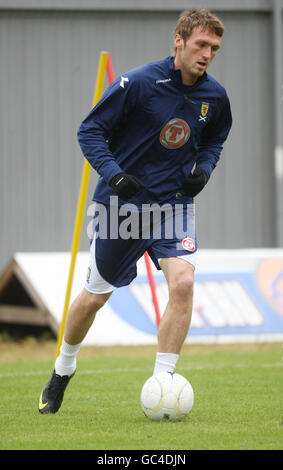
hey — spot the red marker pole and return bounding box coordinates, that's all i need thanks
[106,52,115,84]
[144,252,161,327]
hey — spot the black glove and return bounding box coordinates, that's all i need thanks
[110,173,146,201]
[182,167,208,197]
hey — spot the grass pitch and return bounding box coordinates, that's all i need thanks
[0,339,282,450]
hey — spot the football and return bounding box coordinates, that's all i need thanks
[140,372,194,421]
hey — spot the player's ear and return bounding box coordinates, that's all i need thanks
[174,33,184,51]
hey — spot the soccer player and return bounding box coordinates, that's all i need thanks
[39,8,232,414]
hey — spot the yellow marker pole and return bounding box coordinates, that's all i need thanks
[55,51,109,358]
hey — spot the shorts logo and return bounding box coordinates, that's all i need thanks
[181,237,195,252]
[160,118,190,149]
[86,267,91,283]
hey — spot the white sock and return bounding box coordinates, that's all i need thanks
[153,352,179,375]
[54,339,81,377]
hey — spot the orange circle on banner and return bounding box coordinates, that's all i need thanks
[256,258,283,316]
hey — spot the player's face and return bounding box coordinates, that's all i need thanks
[174,27,221,85]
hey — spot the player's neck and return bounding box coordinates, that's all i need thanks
[173,57,198,86]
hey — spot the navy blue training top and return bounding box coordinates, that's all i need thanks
[77,56,232,208]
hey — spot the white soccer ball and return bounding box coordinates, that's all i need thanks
[140,372,194,421]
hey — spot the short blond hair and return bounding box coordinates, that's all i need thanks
[174,9,225,54]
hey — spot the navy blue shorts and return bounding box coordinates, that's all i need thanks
[85,202,197,293]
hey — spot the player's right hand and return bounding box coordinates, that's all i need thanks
[182,167,208,198]
[109,173,146,201]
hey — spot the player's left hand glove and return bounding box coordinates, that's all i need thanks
[182,167,208,198]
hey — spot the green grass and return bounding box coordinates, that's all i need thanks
[0,342,283,450]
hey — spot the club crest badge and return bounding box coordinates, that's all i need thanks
[201,103,209,117]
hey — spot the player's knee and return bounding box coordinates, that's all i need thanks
[82,289,109,315]
[169,273,194,304]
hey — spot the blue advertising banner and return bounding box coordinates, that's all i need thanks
[9,250,283,345]
[106,253,283,343]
